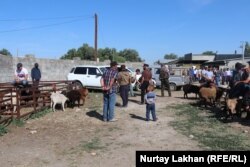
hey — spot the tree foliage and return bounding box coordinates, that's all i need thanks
[164,53,177,59]
[0,48,12,56]
[118,49,142,62]
[60,43,142,62]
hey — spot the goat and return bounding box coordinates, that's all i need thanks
[50,92,68,112]
[183,84,200,99]
[77,87,89,106]
[61,90,81,108]
[226,98,238,119]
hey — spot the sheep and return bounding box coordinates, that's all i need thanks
[61,90,81,108]
[199,86,217,108]
[50,92,68,112]
[183,84,200,99]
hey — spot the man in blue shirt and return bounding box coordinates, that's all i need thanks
[31,63,41,86]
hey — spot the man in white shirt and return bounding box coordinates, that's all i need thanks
[13,63,29,86]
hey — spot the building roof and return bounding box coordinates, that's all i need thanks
[153,59,178,65]
[214,54,250,61]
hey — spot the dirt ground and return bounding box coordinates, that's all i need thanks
[0,90,247,167]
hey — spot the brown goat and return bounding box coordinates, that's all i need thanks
[199,86,217,108]
[226,98,238,118]
[77,87,89,106]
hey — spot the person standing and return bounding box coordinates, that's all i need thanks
[159,64,171,97]
[140,64,152,105]
[100,61,118,122]
[117,65,131,107]
[13,63,29,86]
[31,63,41,86]
[144,85,157,121]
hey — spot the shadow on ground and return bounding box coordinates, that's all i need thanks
[86,110,103,121]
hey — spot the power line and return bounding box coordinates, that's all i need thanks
[0,15,93,22]
[0,18,90,34]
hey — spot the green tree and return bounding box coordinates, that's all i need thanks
[60,49,77,59]
[118,49,142,62]
[164,53,177,59]
[202,51,216,55]
[60,44,94,60]
[0,48,12,56]
[98,48,117,61]
[60,44,142,62]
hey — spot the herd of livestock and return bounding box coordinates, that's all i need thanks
[1,80,250,125]
[0,81,88,124]
[183,83,250,120]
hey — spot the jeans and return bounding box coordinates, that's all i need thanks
[146,103,156,120]
[215,76,220,86]
[103,92,116,121]
[129,84,134,97]
[12,80,28,86]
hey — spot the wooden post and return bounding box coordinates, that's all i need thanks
[94,13,98,61]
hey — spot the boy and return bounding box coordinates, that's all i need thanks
[144,84,157,121]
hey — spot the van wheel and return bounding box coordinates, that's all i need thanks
[74,81,83,89]
[169,83,176,91]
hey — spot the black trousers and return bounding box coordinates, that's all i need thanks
[141,81,150,103]
[120,85,129,106]
[161,78,171,96]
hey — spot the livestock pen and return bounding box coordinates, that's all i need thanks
[0,80,76,124]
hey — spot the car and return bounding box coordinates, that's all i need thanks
[67,65,140,90]
[150,65,189,91]
[67,65,107,89]
[103,65,139,90]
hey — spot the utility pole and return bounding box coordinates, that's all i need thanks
[94,13,98,62]
[241,41,246,63]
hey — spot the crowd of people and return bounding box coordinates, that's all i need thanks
[12,61,173,123]
[187,66,234,86]
[100,61,171,123]
[12,60,250,121]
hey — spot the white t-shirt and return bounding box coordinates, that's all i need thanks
[15,67,28,80]
[205,71,214,79]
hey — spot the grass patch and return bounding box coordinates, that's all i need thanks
[11,118,25,127]
[0,125,8,136]
[169,103,250,150]
[80,137,106,152]
[30,108,52,119]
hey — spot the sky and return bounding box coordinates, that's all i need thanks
[0,0,249,64]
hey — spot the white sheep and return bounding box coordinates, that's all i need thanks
[50,92,68,112]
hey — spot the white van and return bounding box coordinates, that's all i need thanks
[67,65,107,89]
